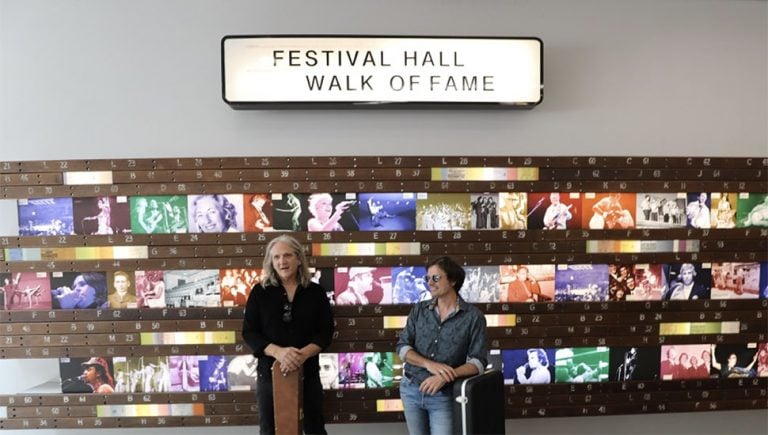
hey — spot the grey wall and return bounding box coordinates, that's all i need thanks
[1,0,766,433]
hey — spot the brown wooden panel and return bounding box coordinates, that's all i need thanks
[0,323,49,334]
[0,172,63,186]
[47,321,113,334]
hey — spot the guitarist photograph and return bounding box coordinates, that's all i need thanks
[543,192,574,230]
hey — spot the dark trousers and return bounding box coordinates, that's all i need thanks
[257,371,327,435]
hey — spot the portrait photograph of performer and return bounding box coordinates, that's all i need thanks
[391,266,430,304]
[358,193,416,231]
[187,194,243,233]
[710,344,759,378]
[470,193,499,230]
[663,263,711,300]
[686,192,711,229]
[61,357,116,394]
[502,266,543,303]
[757,343,768,377]
[396,256,487,435]
[242,235,334,435]
[73,196,130,235]
[609,347,661,381]
[51,271,108,310]
[525,192,580,230]
[244,193,273,232]
[498,192,527,230]
[107,270,137,309]
[318,353,339,390]
[502,348,555,385]
[542,192,573,230]
[334,266,392,305]
[272,193,306,231]
[710,192,737,229]
[306,193,358,232]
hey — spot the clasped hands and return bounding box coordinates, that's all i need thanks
[419,362,457,395]
[275,346,306,376]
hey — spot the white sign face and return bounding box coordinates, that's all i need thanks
[222,36,542,108]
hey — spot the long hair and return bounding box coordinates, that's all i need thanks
[81,272,108,308]
[261,235,311,288]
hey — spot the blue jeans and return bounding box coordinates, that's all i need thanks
[399,376,454,435]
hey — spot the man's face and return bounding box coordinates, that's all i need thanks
[699,193,707,203]
[626,277,636,290]
[427,265,454,299]
[114,275,130,294]
[527,351,540,368]
[681,268,695,286]
[356,272,374,291]
[318,355,336,388]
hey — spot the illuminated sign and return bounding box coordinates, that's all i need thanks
[222,36,542,109]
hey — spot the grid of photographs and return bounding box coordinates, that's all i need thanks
[3,262,767,311]
[59,344,765,394]
[17,191,768,236]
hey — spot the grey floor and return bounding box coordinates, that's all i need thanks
[3,409,767,434]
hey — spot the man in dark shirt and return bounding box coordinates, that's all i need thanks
[396,256,487,435]
[242,235,334,435]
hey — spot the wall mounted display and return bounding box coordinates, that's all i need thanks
[0,155,765,429]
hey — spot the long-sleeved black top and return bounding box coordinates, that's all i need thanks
[242,281,334,377]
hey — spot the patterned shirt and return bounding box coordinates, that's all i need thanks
[396,297,487,388]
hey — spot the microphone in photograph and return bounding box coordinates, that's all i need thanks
[63,374,86,383]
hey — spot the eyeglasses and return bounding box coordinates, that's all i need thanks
[282,302,293,323]
[423,274,443,283]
